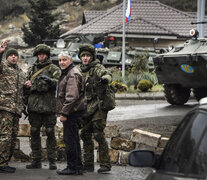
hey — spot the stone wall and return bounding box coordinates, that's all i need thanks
[14,124,172,165]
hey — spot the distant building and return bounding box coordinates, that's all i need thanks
[61,0,200,50]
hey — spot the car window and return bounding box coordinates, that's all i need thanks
[190,129,207,176]
[159,110,207,178]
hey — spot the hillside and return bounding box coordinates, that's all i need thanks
[0,0,122,34]
[0,0,201,35]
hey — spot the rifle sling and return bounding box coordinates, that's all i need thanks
[30,64,51,81]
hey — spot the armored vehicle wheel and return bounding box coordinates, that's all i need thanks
[193,87,207,101]
[164,84,190,105]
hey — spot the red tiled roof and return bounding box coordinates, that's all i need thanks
[61,0,200,39]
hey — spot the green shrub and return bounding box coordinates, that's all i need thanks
[112,72,123,82]
[125,73,142,89]
[137,79,153,92]
[141,72,158,85]
[130,51,149,74]
[111,68,123,82]
[110,81,128,93]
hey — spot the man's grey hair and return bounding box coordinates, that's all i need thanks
[58,51,72,60]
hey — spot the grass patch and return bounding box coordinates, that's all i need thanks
[118,84,164,94]
[150,84,164,92]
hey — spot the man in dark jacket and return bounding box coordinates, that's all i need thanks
[56,52,86,175]
[24,44,61,170]
[0,41,26,173]
[78,44,112,173]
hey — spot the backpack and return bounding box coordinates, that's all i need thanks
[82,63,116,112]
[101,84,116,111]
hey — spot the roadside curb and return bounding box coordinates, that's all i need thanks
[116,92,195,100]
[115,92,165,100]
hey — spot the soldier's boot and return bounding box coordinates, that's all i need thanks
[97,166,111,173]
[49,161,57,170]
[0,166,16,173]
[56,167,76,175]
[8,166,16,170]
[83,165,94,173]
[26,160,42,169]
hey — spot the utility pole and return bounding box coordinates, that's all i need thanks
[197,0,205,38]
[122,0,126,81]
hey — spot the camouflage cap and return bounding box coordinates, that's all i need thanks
[78,44,96,60]
[6,48,19,59]
[33,44,50,57]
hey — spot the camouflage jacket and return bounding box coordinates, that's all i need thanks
[79,59,112,115]
[56,64,87,116]
[26,58,61,114]
[0,53,26,116]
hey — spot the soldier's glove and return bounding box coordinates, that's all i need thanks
[39,75,52,83]
[101,76,109,84]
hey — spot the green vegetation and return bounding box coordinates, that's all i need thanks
[111,69,161,93]
[21,0,60,46]
[110,51,162,93]
[130,51,149,74]
[151,84,164,92]
[137,79,153,92]
[110,81,128,93]
[111,69,162,93]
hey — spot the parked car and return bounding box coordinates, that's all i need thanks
[129,97,207,180]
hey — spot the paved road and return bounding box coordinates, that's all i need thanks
[107,99,198,135]
[108,99,197,121]
[1,162,152,180]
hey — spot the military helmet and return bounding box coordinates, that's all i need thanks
[33,44,50,57]
[78,44,96,60]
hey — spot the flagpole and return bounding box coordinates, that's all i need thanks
[122,0,126,81]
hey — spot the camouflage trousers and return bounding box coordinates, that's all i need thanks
[28,112,57,161]
[80,109,111,168]
[0,110,19,167]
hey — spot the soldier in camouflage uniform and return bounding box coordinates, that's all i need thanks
[78,44,112,173]
[0,41,26,173]
[24,44,61,170]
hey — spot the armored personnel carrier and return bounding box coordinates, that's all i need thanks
[153,29,207,105]
[49,38,133,67]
